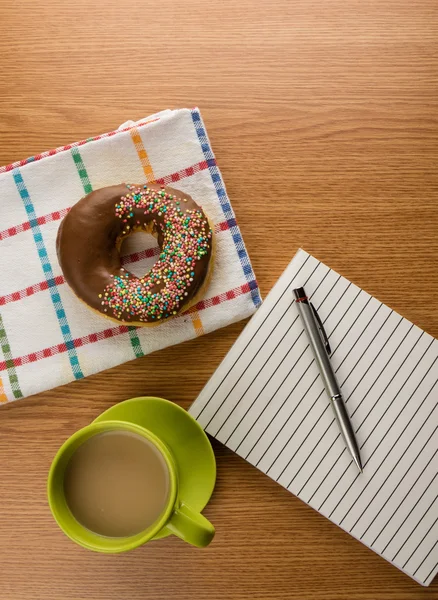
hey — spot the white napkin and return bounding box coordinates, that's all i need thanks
[0,108,261,403]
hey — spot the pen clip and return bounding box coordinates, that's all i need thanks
[310,303,332,355]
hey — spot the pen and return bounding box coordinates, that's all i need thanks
[293,286,363,473]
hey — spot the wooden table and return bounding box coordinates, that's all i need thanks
[1,1,437,598]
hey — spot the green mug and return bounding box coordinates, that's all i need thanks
[47,420,215,552]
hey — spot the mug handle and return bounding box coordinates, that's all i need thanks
[166,503,215,548]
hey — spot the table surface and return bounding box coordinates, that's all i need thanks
[1,1,438,598]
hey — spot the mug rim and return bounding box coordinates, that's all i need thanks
[47,420,178,553]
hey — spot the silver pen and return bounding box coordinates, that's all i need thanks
[293,286,363,473]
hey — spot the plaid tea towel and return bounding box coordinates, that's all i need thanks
[0,108,261,403]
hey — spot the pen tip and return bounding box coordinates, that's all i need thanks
[353,456,363,474]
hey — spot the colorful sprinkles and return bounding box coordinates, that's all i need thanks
[102,185,212,322]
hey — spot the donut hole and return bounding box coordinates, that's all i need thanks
[119,231,160,278]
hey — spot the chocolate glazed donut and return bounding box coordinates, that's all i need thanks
[56,184,214,326]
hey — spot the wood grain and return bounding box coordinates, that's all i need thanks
[1,0,438,598]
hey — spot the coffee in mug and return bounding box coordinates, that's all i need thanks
[64,430,170,537]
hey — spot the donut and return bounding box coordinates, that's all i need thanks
[56,183,214,326]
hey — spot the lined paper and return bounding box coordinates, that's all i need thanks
[190,249,438,586]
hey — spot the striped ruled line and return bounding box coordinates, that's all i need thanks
[12,169,84,380]
[0,377,7,403]
[120,246,160,267]
[155,159,214,186]
[0,325,131,371]
[190,312,205,337]
[0,275,65,307]
[128,327,144,358]
[0,280,256,373]
[0,118,160,174]
[189,313,203,338]
[191,108,261,309]
[71,147,92,194]
[0,313,23,399]
[0,208,70,242]
[186,280,258,313]
[0,160,213,242]
[130,127,155,182]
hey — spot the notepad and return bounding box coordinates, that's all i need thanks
[189,249,438,586]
